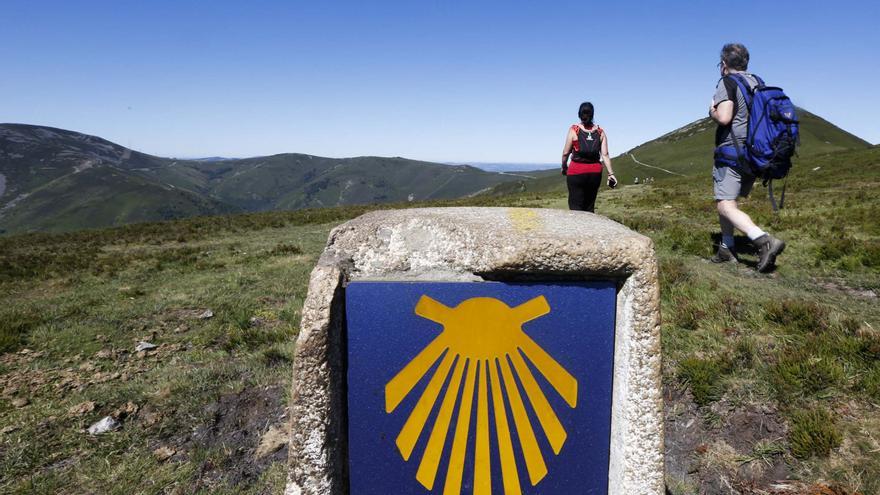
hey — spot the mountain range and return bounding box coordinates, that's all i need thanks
[0,109,871,233]
[0,125,534,233]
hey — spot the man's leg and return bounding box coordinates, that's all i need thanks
[712,201,743,262]
[718,210,735,247]
[716,199,785,271]
[716,200,764,239]
[711,207,738,262]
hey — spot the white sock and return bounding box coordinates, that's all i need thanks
[721,235,736,250]
[746,227,766,241]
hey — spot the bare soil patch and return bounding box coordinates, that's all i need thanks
[185,385,288,489]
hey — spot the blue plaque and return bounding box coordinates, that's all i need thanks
[346,281,617,495]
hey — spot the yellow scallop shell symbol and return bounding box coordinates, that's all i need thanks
[385,295,578,495]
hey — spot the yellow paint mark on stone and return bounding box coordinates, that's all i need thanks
[508,209,541,232]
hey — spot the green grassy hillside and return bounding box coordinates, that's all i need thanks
[616,108,870,180]
[1,146,877,494]
[0,166,239,233]
[0,124,212,234]
[489,108,872,196]
[0,124,524,234]
[194,154,517,210]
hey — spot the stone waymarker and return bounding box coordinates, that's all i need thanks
[286,207,663,495]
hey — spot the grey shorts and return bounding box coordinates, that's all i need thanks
[713,165,754,200]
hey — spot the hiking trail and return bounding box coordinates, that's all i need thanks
[628,153,685,177]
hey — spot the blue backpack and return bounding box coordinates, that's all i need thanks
[724,74,799,209]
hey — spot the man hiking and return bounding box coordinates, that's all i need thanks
[709,43,786,272]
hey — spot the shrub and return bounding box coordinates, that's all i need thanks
[856,330,880,361]
[814,236,858,262]
[0,307,43,353]
[856,364,880,400]
[270,243,303,256]
[672,301,707,331]
[678,357,729,406]
[617,214,669,233]
[861,240,880,267]
[764,299,829,333]
[261,345,293,367]
[814,236,880,270]
[659,258,690,290]
[663,225,710,257]
[221,325,291,352]
[721,295,748,322]
[772,350,844,400]
[788,407,841,459]
[732,337,756,368]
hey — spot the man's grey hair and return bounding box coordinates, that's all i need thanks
[720,43,749,71]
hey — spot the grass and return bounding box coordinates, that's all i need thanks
[1,147,878,493]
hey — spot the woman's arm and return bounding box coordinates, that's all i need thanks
[561,127,574,174]
[601,132,617,187]
[601,131,615,177]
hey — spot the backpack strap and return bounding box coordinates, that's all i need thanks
[573,123,601,133]
[729,74,755,108]
[779,179,786,209]
[721,76,750,173]
[766,178,786,213]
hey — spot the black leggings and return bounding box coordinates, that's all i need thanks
[567,173,602,212]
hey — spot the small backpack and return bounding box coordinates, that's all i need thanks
[572,125,603,163]
[725,74,799,209]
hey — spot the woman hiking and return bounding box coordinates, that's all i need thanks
[561,102,617,212]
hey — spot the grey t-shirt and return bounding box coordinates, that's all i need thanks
[713,72,759,148]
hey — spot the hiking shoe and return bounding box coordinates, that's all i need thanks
[711,245,738,263]
[754,234,786,273]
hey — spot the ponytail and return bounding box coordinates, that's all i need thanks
[578,102,594,126]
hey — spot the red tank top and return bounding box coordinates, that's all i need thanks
[568,124,603,175]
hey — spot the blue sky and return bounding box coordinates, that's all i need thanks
[1,0,877,163]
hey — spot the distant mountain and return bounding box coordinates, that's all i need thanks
[0,124,524,233]
[450,162,558,173]
[488,108,872,195]
[192,156,239,162]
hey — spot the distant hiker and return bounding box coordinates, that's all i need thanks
[561,102,617,212]
[709,43,786,272]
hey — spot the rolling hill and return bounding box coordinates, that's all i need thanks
[0,124,524,233]
[489,108,872,196]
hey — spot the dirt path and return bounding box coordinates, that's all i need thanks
[629,153,685,176]
[498,171,539,179]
